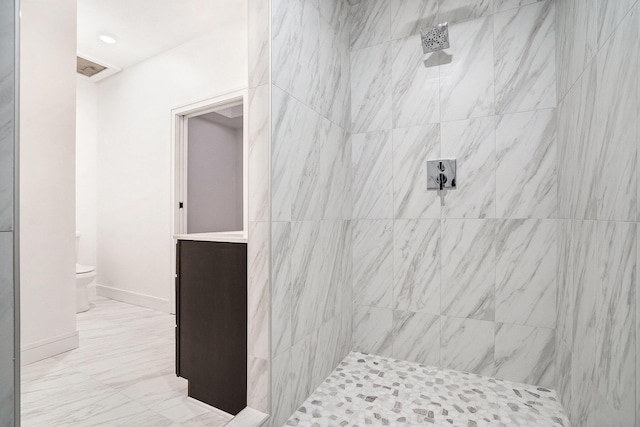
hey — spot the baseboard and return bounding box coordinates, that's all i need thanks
[227,407,269,427]
[21,330,79,365]
[96,284,171,313]
[186,397,233,418]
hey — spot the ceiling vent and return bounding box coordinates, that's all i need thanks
[76,55,121,82]
[77,56,106,77]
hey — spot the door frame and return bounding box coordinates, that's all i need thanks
[170,88,248,313]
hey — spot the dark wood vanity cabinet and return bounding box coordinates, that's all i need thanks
[176,240,247,415]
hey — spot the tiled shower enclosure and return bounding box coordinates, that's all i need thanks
[257,0,640,425]
[266,0,567,425]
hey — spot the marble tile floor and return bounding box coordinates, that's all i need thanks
[286,352,570,427]
[21,296,233,426]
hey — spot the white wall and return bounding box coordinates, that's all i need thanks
[187,117,243,233]
[20,0,79,363]
[96,25,248,311]
[76,77,98,268]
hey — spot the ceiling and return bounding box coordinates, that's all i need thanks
[77,0,245,71]
[198,108,243,129]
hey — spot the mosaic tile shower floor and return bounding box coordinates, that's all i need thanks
[285,353,570,427]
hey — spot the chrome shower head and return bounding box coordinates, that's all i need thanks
[420,22,450,54]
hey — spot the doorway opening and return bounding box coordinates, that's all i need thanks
[172,90,248,239]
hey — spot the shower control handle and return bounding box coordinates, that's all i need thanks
[427,159,456,191]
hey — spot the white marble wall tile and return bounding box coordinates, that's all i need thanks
[392,124,440,219]
[338,221,354,318]
[280,217,352,417]
[270,0,354,414]
[391,35,440,128]
[312,314,352,389]
[290,337,313,410]
[306,222,343,328]
[272,0,319,107]
[496,219,556,329]
[495,109,557,219]
[353,305,394,357]
[570,366,599,427]
[570,220,597,379]
[247,357,269,413]
[0,93,12,231]
[393,219,440,314]
[441,219,496,321]
[637,3,640,230]
[595,221,636,421]
[290,111,325,222]
[0,171,10,238]
[272,222,291,357]
[271,86,293,222]
[440,316,495,376]
[310,319,338,390]
[319,123,351,220]
[438,0,492,24]
[290,221,324,343]
[316,19,351,129]
[248,85,270,223]
[392,311,440,365]
[555,0,597,99]
[555,220,573,347]
[351,43,392,133]
[335,312,354,368]
[597,0,637,47]
[390,0,438,40]
[272,0,304,96]
[590,397,635,427]
[319,221,351,324]
[350,0,390,50]
[553,0,640,423]
[493,0,543,13]
[439,16,495,122]
[595,8,638,222]
[495,323,555,387]
[637,222,640,427]
[0,0,13,234]
[441,117,496,219]
[271,351,294,427]
[353,220,393,309]
[0,232,13,423]
[273,89,348,223]
[248,221,270,360]
[248,0,269,88]
[319,0,351,45]
[307,0,319,16]
[352,131,393,219]
[557,62,598,220]
[555,336,572,415]
[341,310,354,359]
[494,1,557,114]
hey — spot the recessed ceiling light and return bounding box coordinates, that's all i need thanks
[98,34,117,44]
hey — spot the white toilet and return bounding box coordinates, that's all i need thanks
[75,232,96,313]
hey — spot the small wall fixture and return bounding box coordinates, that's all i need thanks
[427,159,457,190]
[98,34,117,44]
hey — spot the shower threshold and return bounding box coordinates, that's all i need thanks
[285,352,569,427]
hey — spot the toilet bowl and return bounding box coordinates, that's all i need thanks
[76,264,95,313]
